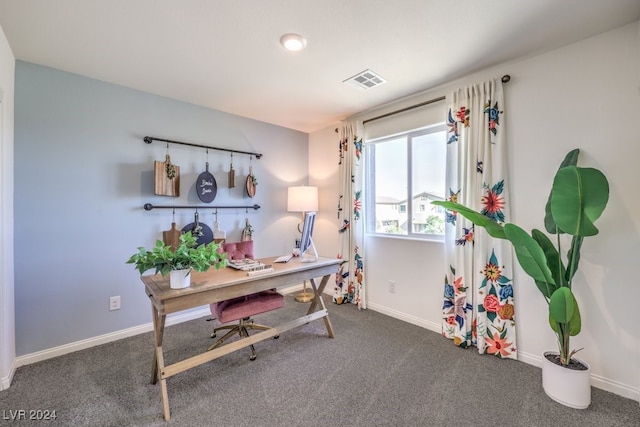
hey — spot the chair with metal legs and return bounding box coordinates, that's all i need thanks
[208,289,284,360]
[208,240,284,360]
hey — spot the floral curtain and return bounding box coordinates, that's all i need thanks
[333,121,366,309]
[442,78,517,359]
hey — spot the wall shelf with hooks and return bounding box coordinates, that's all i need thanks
[143,203,260,211]
[143,136,263,159]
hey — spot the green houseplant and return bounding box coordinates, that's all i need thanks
[127,231,227,288]
[432,149,609,408]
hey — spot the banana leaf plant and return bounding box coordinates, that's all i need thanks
[432,149,609,366]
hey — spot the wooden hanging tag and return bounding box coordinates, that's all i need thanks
[228,154,235,188]
[228,165,235,188]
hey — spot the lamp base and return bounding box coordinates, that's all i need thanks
[294,291,315,303]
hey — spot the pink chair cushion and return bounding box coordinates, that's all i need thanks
[219,241,254,260]
[210,290,284,323]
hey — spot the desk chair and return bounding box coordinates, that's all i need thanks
[208,241,284,360]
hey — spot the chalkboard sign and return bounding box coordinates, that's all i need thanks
[196,162,217,203]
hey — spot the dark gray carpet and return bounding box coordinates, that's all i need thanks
[1,295,638,426]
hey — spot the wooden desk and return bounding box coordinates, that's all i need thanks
[141,256,340,421]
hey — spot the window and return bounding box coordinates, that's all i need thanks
[365,124,446,240]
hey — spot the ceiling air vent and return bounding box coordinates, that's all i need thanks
[343,69,387,91]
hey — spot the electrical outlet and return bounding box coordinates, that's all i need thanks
[109,296,121,311]
[388,280,396,293]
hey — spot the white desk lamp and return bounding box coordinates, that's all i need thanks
[287,185,318,303]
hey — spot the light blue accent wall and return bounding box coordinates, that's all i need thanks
[14,61,309,356]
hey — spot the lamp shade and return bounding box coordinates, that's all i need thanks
[287,186,318,212]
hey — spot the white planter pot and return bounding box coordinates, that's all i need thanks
[541,351,591,409]
[169,269,191,289]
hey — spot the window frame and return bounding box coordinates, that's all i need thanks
[364,123,446,241]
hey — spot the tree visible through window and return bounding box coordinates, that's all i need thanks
[365,124,446,239]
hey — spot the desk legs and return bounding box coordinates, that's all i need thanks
[147,272,335,422]
[307,275,335,338]
[150,304,171,421]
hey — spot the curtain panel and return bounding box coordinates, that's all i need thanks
[334,122,366,309]
[442,79,517,359]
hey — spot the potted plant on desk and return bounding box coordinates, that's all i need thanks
[127,231,227,289]
[432,149,609,409]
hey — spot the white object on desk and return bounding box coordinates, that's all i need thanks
[247,268,274,276]
[274,254,293,263]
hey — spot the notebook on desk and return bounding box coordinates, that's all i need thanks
[227,259,263,270]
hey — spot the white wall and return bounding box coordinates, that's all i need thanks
[309,21,640,402]
[308,126,340,259]
[0,24,15,391]
[505,21,640,402]
[13,62,309,358]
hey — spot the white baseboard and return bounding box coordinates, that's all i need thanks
[15,284,305,369]
[367,302,640,404]
[0,358,16,391]
[367,301,441,333]
[16,307,213,367]
[590,372,640,404]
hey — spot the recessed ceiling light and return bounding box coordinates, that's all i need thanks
[280,33,307,52]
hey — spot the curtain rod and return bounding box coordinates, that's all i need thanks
[362,74,511,126]
[144,136,263,159]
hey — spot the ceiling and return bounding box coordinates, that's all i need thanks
[0,1,638,133]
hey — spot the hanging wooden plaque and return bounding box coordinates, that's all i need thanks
[154,156,180,197]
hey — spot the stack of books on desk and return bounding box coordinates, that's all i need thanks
[227,259,273,274]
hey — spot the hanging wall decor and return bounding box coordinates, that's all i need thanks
[213,209,227,243]
[144,135,263,198]
[162,209,182,251]
[245,155,257,198]
[154,145,180,197]
[241,215,254,241]
[196,149,217,203]
[181,210,213,246]
[228,153,236,188]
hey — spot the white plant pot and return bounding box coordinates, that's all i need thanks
[169,269,191,289]
[541,351,591,409]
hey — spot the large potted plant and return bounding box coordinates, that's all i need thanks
[432,149,609,409]
[127,231,227,289]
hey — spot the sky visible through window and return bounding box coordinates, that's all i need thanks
[375,131,445,201]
